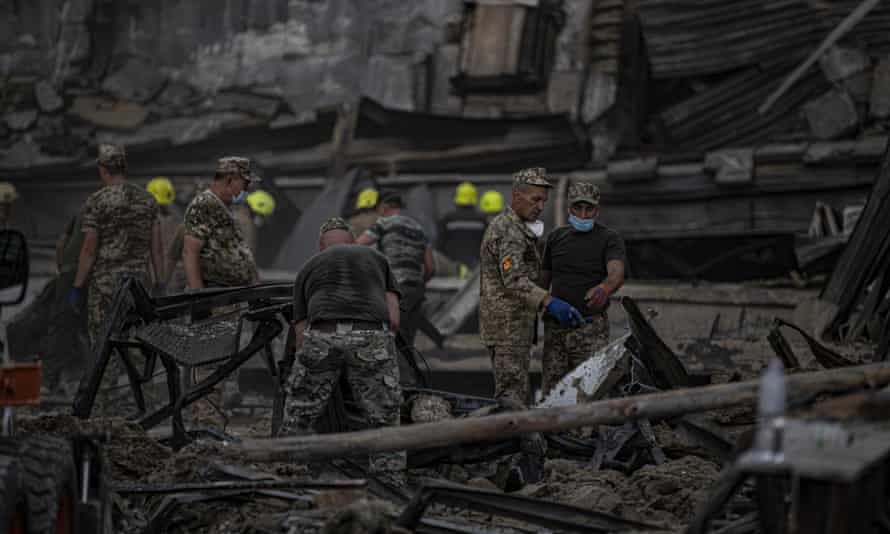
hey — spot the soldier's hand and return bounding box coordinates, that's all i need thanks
[545,297,584,328]
[585,283,613,311]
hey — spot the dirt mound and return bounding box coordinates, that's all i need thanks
[16,413,173,481]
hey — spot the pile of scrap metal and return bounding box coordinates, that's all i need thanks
[69,278,429,447]
[339,296,710,486]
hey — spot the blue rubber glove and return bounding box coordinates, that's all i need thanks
[545,297,584,328]
[67,287,84,307]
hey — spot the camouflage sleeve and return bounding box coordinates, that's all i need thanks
[80,192,99,232]
[496,232,549,311]
[183,198,213,242]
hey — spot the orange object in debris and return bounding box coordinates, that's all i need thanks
[0,362,42,406]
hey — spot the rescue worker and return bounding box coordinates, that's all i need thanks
[182,157,259,290]
[0,182,17,228]
[348,187,379,237]
[146,176,180,291]
[70,144,163,346]
[479,189,505,223]
[247,189,276,227]
[541,181,626,396]
[284,217,404,486]
[437,181,488,268]
[68,144,163,411]
[479,167,584,406]
[357,191,434,345]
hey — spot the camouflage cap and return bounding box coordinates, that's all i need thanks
[319,217,351,236]
[513,167,552,189]
[96,144,126,169]
[568,181,600,207]
[216,156,262,182]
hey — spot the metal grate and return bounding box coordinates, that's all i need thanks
[135,319,239,366]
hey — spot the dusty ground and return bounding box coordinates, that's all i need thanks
[11,403,750,534]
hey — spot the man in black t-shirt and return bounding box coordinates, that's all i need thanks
[283,217,405,486]
[540,182,626,397]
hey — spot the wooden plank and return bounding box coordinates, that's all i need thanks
[240,362,890,462]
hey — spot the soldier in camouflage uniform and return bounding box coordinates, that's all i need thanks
[70,144,163,409]
[357,191,434,346]
[71,144,162,345]
[283,217,405,485]
[182,157,259,289]
[541,182,626,397]
[479,167,586,405]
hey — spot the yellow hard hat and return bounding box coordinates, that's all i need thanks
[0,182,17,204]
[356,188,379,210]
[146,176,175,206]
[479,190,504,214]
[247,189,276,216]
[454,181,478,207]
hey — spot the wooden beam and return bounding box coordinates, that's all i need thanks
[758,0,882,115]
[239,362,890,462]
[326,101,359,181]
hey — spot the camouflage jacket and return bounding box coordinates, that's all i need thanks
[479,208,548,346]
[81,183,158,275]
[183,190,256,287]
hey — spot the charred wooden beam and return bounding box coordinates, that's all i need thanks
[240,362,890,462]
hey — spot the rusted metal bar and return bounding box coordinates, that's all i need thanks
[397,478,662,533]
[240,362,890,462]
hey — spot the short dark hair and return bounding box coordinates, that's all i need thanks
[379,191,403,208]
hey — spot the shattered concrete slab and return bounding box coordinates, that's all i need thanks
[705,149,754,185]
[69,96,149,130]
[361,54,417,112]
[102,59,168,103]
[820,46,871,83]
[3,109,38,131]
[34,80,64,112]
[212,91,281,119]
[804,89,859,140]
[96,112,258,148]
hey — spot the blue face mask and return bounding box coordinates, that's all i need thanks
[568,214,594,232]
[233,190,247,204]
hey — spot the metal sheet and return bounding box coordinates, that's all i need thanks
[537,333,631,408]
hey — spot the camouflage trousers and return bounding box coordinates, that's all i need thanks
[88,269,148,415]
[541,313,610,397]
[282,325,404,480]
[488,345,531,406]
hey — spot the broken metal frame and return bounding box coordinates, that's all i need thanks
[767,317,856,370]
[73,279,294,447]
[687,421,890,534]
[397,478,663,533]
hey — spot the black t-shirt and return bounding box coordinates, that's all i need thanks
[293,244,402,324]
[542,223,626,315]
